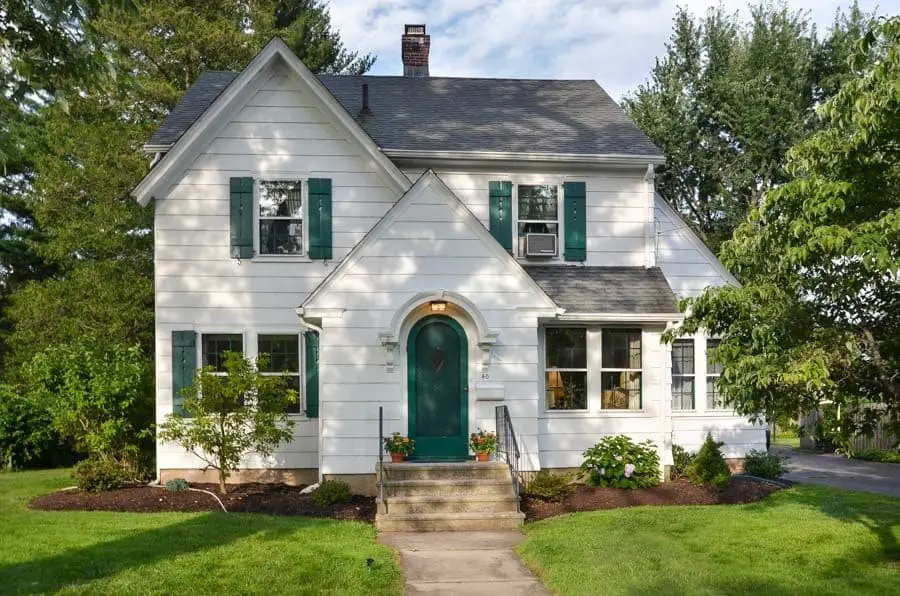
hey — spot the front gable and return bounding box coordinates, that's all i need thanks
[133,38,410,205]
[302,170,558,313]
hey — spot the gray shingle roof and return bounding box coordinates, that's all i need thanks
[525,266,680,314]
[147,71,237,147]
[146,71,662,157]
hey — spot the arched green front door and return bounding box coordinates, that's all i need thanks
[407,315,468,461]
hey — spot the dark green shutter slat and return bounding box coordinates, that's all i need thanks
[304,331,320,418]
[563,181,586,261]
[172,330,197,417]
[489,181,513,251]
[230,177,253,259]
[308,178,332,260]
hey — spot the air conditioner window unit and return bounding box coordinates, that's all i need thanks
[525,233,557,257]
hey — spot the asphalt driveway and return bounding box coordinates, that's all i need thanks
[772,446,900,497]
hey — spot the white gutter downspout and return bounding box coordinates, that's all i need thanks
[645,164,656,268]
[662,319,677,480]
[295,307,324,483]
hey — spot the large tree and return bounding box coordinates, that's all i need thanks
[625,1,872,252]
[677,15,900,451]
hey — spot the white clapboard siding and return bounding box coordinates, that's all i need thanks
[654,197,733,300]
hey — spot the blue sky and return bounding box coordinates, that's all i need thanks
[327,0,899,99]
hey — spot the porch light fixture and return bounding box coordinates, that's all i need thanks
[430,300,448,312]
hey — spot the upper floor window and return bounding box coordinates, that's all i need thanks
[517,184,560,258]
[601,329,642,410]
[671,339,695,410]
[544,327,587,410]
[258,180,303,255]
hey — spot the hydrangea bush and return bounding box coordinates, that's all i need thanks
[580,435,661,489]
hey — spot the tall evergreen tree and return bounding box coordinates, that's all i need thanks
[625,1,872,253]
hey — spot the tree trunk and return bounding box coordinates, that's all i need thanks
[218,469,227,494]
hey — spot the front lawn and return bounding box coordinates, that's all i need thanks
[519,485,900,595]
[0,470,402,595]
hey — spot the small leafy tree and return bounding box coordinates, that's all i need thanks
[22,341,153,472]
[157,352,297,493]
[686,434,732,488]
[0,385,56,470]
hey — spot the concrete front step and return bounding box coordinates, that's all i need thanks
[378,493,519,515]
[382,478,515,498]
[380,461,510,482]
[375,511,525,532]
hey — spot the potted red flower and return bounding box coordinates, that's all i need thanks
[384,432,415,463]
[469,429,497,462]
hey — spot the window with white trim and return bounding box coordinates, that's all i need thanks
[202,334,243,372]
[706,339,726,409]
[258,180,303,255]
[544,327,587,410]
[601,329,642,409]
[516,184,560,257]
[258,334,302,414]
[671,339,695,410]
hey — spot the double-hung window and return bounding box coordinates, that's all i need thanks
[601,330,642,409]
[544,328,588,410]
[671,339,695,410]
[258,334,302,414]
[202,334,243,372]
[258,180,303,255]
[706,339,726,409]
[516,184,560,258]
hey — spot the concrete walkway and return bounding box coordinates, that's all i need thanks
[379,531,549,595]
[773,446,900,497]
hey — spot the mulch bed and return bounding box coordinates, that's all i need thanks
[522,477,784,521]
[29,483,376,522]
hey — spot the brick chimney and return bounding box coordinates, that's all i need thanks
[402,24,430,77]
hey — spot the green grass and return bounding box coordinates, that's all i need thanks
[0,469,402,595]
[772,435,801,448]
[519,485,900,596]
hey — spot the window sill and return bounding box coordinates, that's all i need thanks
[672,410,738,417]
[250,255,312,263]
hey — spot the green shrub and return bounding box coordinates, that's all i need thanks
[524,471,575,502]
[853,449,900,464]
[73,458,126,492]
[671,444,694,479]
[742,450,788,479]
[580,435,661,489]
[165,478,189,492]
[687,434,731,488]
[312,480,351,507]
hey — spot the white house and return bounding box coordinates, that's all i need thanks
[134,26,765,497]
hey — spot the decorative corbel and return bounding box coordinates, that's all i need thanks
[378,333,399,372]
[477,332,499,380]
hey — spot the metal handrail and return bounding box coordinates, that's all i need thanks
[377,405,385,507]
[495,405,522,511]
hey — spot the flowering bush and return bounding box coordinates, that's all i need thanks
[383,432,415,456]
[469,429,497,454]
[580,435,661,489]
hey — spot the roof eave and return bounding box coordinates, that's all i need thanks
[142,143,172,154]
[383,149,666,166]
[550,312,683,323]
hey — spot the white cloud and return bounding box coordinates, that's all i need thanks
[326,0,898,98]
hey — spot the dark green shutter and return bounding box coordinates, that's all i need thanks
[563,181,586,261]
[489,181,513,251]
[308,178,332,260]
[229,177,254,259]
[172,330,197,417]
[304,331,319,418]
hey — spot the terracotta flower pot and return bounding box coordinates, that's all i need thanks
[390,453,405,463]
[476,452,490,462]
